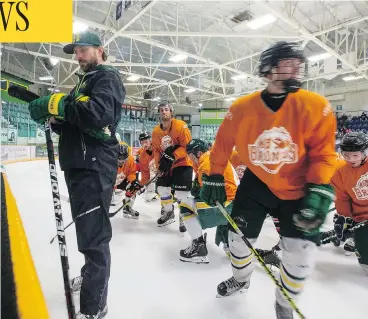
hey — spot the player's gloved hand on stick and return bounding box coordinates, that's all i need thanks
[159,145,177,173]
[334,215,354,240]
[29,93,67,124]
[200,174,227,207]
[293,183,335,235]
[126,179,141,194]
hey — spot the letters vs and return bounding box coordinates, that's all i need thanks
[0,1,29,32]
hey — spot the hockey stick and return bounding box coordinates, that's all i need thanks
[215,201,306,319]
[320,220,368,245]
[108,172,160,218]
[7,86,76,319]
[51,172,161,241]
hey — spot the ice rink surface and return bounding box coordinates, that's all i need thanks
[4,160,368,319]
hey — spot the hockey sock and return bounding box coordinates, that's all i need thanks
[229,230,256,283]
[275,237,317,309]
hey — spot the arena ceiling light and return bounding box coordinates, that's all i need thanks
[169,54,188,62]
[307,52,332,62]
[342,75,364,81]
[225,97,236,102]
[39,76,54,81]
[48,88,60,92]
[49,58,59,66]
[184,88,196,93]
[126,75,141,81]
[73,21,88,34]
[231,74,247,81]
[246,14,277,30]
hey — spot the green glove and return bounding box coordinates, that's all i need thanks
[191,177,201,199]
[293,183,335,235]
[200,174,227,207]
[29,93,66,125]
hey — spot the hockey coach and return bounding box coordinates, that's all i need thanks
[28,31,125,319]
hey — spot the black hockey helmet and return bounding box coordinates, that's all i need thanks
[139,131,151,142]
[186,139,209,158]
[340,132,368,152]
[118,143,129,161]
[259,41,306,93]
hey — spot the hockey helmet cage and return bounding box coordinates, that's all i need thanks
[259,41,305,93]
[139,131,151,141]
[186,139,209,157]
[340,132,368,153]
[118,143,129,161]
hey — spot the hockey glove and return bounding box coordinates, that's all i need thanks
[293,183,335,235]
[200,174,227,207]
[334,215,354,240]
[29,93,67,125]
[126,179,141,193]
[159,146,177,173]
[191,177,201,200]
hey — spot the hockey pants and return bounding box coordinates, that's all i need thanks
[64,169,114,315]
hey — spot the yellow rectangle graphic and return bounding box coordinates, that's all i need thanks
[0,0,73,42]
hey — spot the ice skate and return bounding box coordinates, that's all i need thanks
[157,206,175,227]
[275,301,294,319]
[344,237,355,256]
[216,276,249,298]
[180,234,208,264]
[76,305,108,319]
[123,205,139,219]
[179,214,187,235]
[70,275,83,293]
[256,247,281,269]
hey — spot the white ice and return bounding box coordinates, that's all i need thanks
[4,160,368,319]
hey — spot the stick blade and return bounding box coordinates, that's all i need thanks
[7,86,39,103]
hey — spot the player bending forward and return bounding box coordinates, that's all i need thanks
[114,143,141,219]
[179,139,238,263]
[201,41,337,319]
[135,132,158,202]
[331,132,368,276]
[152,101,192,233]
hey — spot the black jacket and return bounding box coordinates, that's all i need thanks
[52,65,125,180]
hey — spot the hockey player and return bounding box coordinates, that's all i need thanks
[330,132,368,276]
[200,41,337,318]
[115,143,141,219]
[135,132,158,202]
[179,139,238,263]
[152,101,192,232]
[28,31,125,319]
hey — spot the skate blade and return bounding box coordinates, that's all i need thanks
[344,251,354,256]
[216,288,248,298]
[157,219,175,227]
[180,256,209,264]
[123,213,139,220]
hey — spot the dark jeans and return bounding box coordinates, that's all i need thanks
[64,169,114,315]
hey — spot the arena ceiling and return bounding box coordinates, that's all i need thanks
[2,0,368,108]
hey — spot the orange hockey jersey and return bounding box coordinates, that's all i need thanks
[197,151,238,201]
[116,154,137,186]
[331,160,368,222]
[135,147,155,185]
[210,89,337,200]
[152,118,192,170]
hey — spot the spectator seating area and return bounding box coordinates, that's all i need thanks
[1,101,37,138]
[199,124,220,144]
[337,112,368,138]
